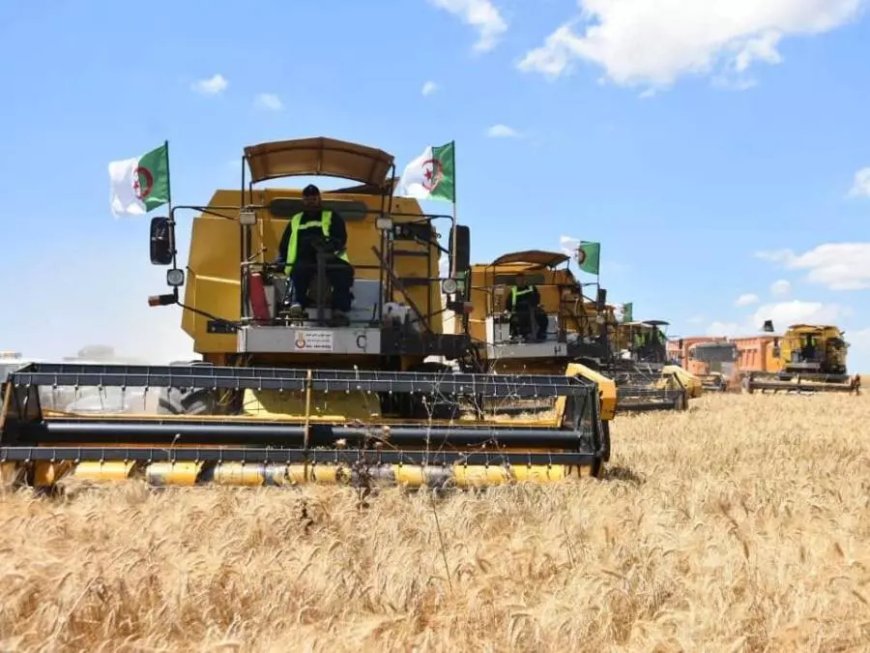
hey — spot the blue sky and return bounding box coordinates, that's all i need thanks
[1,0,869,371]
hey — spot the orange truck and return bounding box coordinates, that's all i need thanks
[669,334,784,391]
[730,336,782,375]
[668,337,740,391]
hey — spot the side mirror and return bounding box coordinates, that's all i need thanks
[150,217,173,265]
[596,288,607,312]
[448,225,470,275]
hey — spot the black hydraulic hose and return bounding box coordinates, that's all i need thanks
[21,421,586,448]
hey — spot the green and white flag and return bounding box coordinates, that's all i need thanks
[621,302,633,323]
[394,141,455,202]
[109,142,170,217]
[576,241,600,275]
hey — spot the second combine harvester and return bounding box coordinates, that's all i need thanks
[0,137,616,490]
[447,250,696,413]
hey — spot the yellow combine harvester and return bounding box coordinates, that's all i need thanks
[448,249,686,417]
[745,323,861,394]
[608,319,702,410]
[0,137,615,490]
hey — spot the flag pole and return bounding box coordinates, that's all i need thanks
[165,139,172,210]
[164,139,180,291]
[449,140,457,279]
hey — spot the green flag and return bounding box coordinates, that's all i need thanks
[622,302,633,322]
[576,241,600,274]
[109,142,171,216]
[395,141,455,202]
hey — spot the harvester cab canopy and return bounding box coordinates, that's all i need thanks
[489,250,571,270]
[243,137,394,188]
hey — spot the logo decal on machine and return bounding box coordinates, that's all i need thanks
[293,330,334,352]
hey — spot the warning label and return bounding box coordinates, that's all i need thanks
[293,330,334,352]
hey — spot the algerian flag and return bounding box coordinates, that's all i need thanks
[394,141,455,202]
[108,142,170,217]
[613,304,624,322]
[576,241,600,275]
[621,302,633,323]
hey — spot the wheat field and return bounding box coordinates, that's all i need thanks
[1,391,868,652]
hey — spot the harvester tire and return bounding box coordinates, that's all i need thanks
[157,387,217,416]
[601,421,611,463]
[156,360,219,416]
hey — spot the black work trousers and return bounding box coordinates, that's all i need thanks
[510,305,548,340]
[288,258,354,312]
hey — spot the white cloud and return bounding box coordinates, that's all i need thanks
[429,0,507,52]
[422,81,439,96]
[517,0,863,89]
[751,300,848,331]
[704,298,851,338]
[486,124,521,138]
[735,293,760,307]
[254,93,284,111]
[755,248,794,264]
[707,321,744,337]
[756,243,870,291]
[559,235,581,258]
[191,73,228,95]
[845,327,870,372]
[848,167,870,198]
[770,279,791,296]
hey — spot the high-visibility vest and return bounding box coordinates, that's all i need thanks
[284,210,349,276]
[510,285,535,307]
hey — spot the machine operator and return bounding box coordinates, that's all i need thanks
[274,184,354,325]
[506,272,548,341]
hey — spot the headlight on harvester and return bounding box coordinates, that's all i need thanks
[166,268,185,287]
[442,278,458,294]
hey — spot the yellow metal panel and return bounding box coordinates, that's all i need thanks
[146,462,202,486]
[565,363,616,421]
[393,465,422,486]
[0,462,21,488]
[242,388,381,420]
[311,465,350,484]
[453,465,509,487]
[212,463,265,486]
[662,365,703,398]
[34,462,73,487]
[263,464,292,486]
[73,461,135,482]
[287,464,310,484]
[512,465,574,482]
